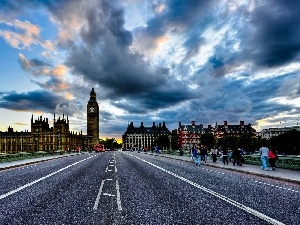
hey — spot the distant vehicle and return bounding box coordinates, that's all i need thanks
[94,144,105,152]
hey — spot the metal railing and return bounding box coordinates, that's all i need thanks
[244,155,300,170]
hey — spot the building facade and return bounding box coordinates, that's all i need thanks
[177,121,206,149]
[257,126,300,139]
[177,121,256,149]
[0,87,100,153]
[122,122,171,151]
[0,114,84,153]
[213,121,256,138]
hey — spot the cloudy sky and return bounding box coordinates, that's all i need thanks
[1,0,300,141]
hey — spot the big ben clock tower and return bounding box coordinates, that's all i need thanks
[87,87,99,145]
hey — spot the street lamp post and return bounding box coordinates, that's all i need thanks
[57,133,61,151]
[168,134,172,154]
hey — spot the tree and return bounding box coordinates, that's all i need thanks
[200,133,216,149]
[217,136,238,150]
[171,135,179,150]
[268,130,300,155]
[156,135,170,149]
[238,134,258,152]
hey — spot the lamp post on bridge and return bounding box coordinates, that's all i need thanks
[57,133,61,151]
[168,134,172,154]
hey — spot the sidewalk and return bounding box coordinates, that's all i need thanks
[0,153,80,170]
[147,152,300,184]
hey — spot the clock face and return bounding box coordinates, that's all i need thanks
[89,107,95,112]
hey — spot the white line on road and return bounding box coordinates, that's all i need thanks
[0,155,94,200]
[103,193,115,197]
[128,153,286,225]
[93,180,105,210]
[116,179,122,211]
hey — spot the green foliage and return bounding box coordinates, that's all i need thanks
[171,134,179,150]
[156,135,170,148]
[99,138,121,150]
[200,133,216,149]
[268,130,300,155]
[216,135,260,152]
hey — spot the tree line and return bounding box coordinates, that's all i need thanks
[155,130,300,155]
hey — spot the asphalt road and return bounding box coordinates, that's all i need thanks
[0,152,299,225]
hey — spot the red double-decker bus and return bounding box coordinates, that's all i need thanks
[94,144,105,152]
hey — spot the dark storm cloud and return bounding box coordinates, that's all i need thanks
[147,0,211,36]
[33,76,65,91]
[64,0,199,114]
[241,0,300,67]
[0,90,61,112]
[19,55,51,74]
[80,1,132,47]
[135,0,213,55]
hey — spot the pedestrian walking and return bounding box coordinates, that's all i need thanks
[222,148,228,165]
[259,146,269,171]
[211,147,218,163]
[238,148,244,166]
[179,147,184,156]
[232,148,241,166]
[201,146,207,163]
[228,149,233,162]
[268,148,278,170]
[190,147,195,161]
[193,146,201,166]
[155,146,159,154]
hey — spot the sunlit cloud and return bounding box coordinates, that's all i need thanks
[65,92,75,100]
[0,20,54,51]
[155,4,166,13]
[53,65,67,77]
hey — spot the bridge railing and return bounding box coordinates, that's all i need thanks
[244,155,300,170]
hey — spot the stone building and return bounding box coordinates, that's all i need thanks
[0,87,100,153]
[257,126,300,139]
[0,114,84,153]
[177,121,256,149]
[122,122,171,151]
[177,121,205,149]
[213,121,256,138]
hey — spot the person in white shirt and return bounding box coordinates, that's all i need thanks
[259,146,269,171]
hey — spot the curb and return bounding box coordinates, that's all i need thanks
[0,154,76,171]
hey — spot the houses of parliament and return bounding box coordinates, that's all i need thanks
[0,88,100,153]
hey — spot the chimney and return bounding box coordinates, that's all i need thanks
[159,123,161,127]
[153,122,155,127]
[208,125,211,129]
[162,122,166,127]
[179,122,181,127]
[192,121,195,126]
[240,121,244,126]
[224,121,227,126]
[141,122,143,127]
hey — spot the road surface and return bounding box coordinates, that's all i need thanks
[0,152,299,224]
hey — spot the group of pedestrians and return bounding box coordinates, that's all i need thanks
[259,146,278,171]
[191,146,245,166]
[189,145,278,171]
[191,145,209,166]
